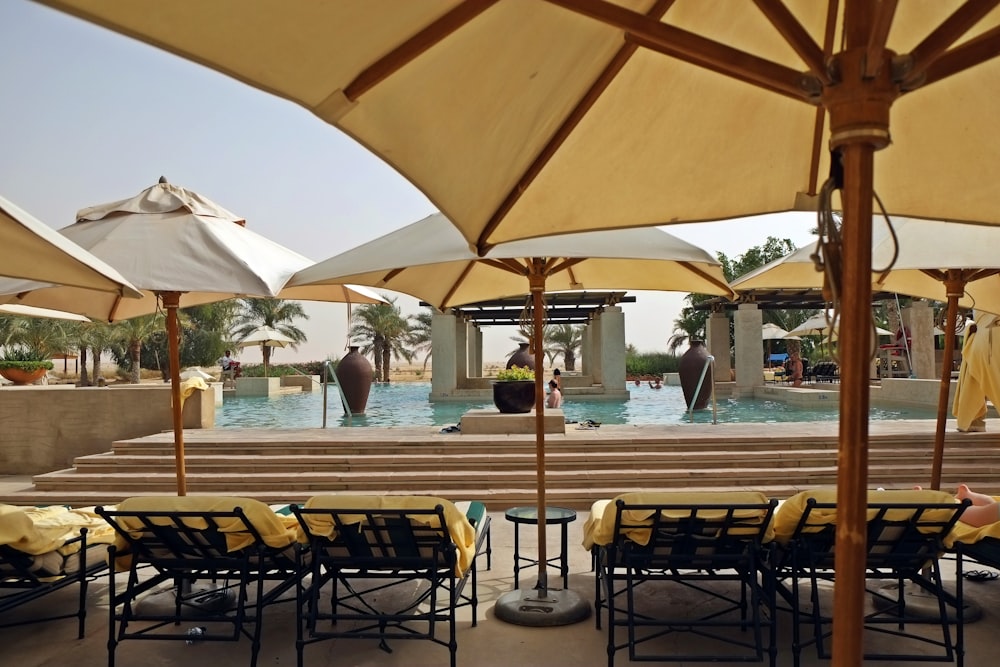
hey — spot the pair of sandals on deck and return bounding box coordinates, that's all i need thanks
[574,419,601,430]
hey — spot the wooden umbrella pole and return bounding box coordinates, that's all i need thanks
[931,273,966,490]
[530,269,548,594]
[163,291,186,496]
[824,9,897,661]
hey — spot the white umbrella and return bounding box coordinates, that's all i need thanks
[786,313,892,338]
[761,323,794,341]
[0,194,140,314]
[288,211,733,616]
[0,179,383,496]
[237,325,297,376]
[0,304,89,322]
[238,325,295,349]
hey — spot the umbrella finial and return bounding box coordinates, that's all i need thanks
[158,175,168,184]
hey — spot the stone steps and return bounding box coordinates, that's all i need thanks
[2,424,998,510]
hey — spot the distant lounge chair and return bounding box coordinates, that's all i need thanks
[291,495,491,667]
[584,491,779,666]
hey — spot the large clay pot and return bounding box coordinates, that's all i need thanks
[0,366,48,385]
[678,340,713,410]
[493,380,536,414]
[506,342,535,370]
[335,347,373,414]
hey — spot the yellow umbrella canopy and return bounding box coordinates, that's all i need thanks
[38,0,1000,655]
[289,211,733,616]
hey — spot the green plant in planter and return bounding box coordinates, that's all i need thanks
[495,365,534,381]
[0,346,54,372]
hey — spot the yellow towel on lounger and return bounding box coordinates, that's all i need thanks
[300,495,477,576]
[582,491,774,551]
[177,376,209,409]
[772,489,959,546]
[111,496,298,570]
[0,504,115,556]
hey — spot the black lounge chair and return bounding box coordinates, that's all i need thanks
[771,489,969,667]
[810,362,840,383]
[291,496,491,667]
[585,491,779,666]
[0,505,111,637]
[97,496,304,667]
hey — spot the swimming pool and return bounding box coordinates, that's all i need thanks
[215,382,938,429]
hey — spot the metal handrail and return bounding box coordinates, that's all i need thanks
[321,360,353,427]
[687,354,718,425]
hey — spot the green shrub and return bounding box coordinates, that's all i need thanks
[0,346,54,371]
[625,351,679,377]
[495,365,535,381]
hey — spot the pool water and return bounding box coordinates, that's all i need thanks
[215,382,938,429]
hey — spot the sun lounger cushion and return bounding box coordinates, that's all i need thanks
[110,496,298,569]
[582,491,775,550]
[772,489,960,546]
[301,495,477,575]
[0,504,115,578]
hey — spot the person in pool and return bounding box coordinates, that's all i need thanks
[546,379,563,409]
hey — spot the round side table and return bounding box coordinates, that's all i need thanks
[504,506,577,589]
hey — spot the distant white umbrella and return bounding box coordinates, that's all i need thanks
[237,325,297,376]
[761,323,794,341]
[787,313,892,339]
[237,325,295,349]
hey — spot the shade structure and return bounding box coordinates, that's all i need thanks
[0,179,383,497]
[289,211,733,622]
[761,322,794,341]
[785,313,892,339]
[237,325,296,349]
[35,2,1000,659]
[0,194,141,313]
[0,304,89,322]
[237,325,297,377]
[735,215,1000,490]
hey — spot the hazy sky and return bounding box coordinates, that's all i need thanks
[1,1,819,365]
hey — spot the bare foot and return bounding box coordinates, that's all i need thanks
[913,485,923,491]
[956,484,996,506]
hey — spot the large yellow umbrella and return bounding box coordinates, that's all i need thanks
[289,211,734,622]
[35,2,1000,661]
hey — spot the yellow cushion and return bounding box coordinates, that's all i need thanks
[301,495,476,576]
[582,491,774,550]
[0,504,115,556]
[772,489,959,545]
[112,496,298,569]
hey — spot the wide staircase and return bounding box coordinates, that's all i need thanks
[2,421,998,510]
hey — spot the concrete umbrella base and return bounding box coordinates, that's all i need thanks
[494,587,591,627]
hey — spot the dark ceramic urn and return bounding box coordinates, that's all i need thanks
[493,380,536,414]
[678,340,712,410]
[335,346,373,414]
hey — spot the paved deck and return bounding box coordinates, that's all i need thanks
[3,505,999,667]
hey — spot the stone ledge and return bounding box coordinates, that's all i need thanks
[460,408,566,435]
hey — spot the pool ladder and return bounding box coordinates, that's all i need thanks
[321,360,354,427]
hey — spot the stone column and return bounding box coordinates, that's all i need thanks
[734,303,764,390]
[590,312,604,384]
[706,311,731,383]
[430,311,458,398]
[455,317,468,387]
[580,325,591,375]
[903,300,935,379]
[468,325,483,377]
[599,306,626,391]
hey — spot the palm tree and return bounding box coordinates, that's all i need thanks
[231,298,308,375]
[0,316,70,357]
[112,313,165,383]
[544,324,584,371]
[349,297,414,382]
[408,309,434,375]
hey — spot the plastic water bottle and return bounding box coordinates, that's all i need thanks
[185,626,206,645]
